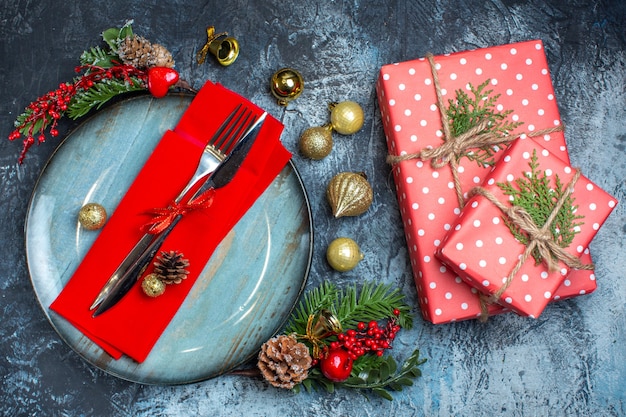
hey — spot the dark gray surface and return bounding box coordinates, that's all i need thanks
[1,1,625,416]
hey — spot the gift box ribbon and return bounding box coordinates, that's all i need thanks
[386,53,564,208]
[467,168,594,320]
[50,81,291,362]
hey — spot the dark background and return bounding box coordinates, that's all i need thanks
[1,1,625,415]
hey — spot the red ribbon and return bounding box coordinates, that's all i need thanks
[141,188,216,234]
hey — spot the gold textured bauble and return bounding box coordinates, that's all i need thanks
[326,172,373,218]
[326,237,364,272]
[299,125,333,160]
[329,101,364,135]
[78,203,107,230]
[141,273,166,297]
[270,68,304,105]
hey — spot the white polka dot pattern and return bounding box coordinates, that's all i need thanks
[376,40,612,323]
[436,138,618,318]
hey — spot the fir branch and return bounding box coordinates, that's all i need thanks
[283,281,340,336]
[337,282,413,330]
[498,149,584,264]
[284,281,423,400]
[66,77,146,119]
[446,79,523,166]
[80,46,118,68]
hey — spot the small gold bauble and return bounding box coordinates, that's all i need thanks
[141,273,166,297]
[326,172,373,218]
[78,203,107,230]
[299,125,333,160]
[270,68,304,105]
[329,101,364,135]
[326,237,364,272]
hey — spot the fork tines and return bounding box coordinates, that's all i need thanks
[211,104,256,157]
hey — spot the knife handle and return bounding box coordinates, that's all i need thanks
[91,214,183,316]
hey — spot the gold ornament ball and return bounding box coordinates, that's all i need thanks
[299,125,333,160]
[326,237,364,272]
[270,68,304,105]
[329,101,364,135]
[326,171,373,218]
[78,203,107,230]
[142,273,166,297]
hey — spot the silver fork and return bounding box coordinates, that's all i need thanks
[89,104,256,311]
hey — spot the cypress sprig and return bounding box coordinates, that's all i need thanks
[446,79,523,166]
[497,149,584,264]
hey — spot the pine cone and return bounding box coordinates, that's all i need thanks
[258,335,312,389]
[117,35,154,69]
[153,251,190,284]
[148,43,175,68]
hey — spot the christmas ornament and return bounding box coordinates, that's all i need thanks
[326,171,373,218]
[258,335,313,389]
[147,67,180,98]
[196,26,239,66]
[270,68,304,105]
[257,281,425,400]
[297,101,365,160]
[319,348,353,382]
[141,273,166,297]
[328,101,364,135]
[298,125,333,160]
[326,237,364,272]
[9,21,186,163]
[78,203,107,230]
[153,250,190,284]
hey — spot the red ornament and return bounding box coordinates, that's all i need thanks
[320,348,353,382]
[147,67,179,98]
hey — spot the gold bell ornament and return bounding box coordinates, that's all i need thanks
[197,26,239,66]
[326,237,364,272]
[270,68,304,105]
[78,202,107,230]
[299,101,364,160]
[326,171,373,218]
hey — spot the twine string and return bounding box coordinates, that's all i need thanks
[386,53,564,209]
[468,169,594,321]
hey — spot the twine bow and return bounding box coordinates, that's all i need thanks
[386,53,564,209]
[469,170,594,321]
[141,189,216,235]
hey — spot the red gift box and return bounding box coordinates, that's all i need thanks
[377,40,582,323]
[437,138,617,318]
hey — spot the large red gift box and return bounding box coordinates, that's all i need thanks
[437,138,617,317]
[377,40,596,323]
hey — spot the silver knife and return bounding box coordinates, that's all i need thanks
[91,112,267,317]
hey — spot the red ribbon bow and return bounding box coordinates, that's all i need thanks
[141,189,216,234]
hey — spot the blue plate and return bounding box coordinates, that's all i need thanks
[25,94,312,384]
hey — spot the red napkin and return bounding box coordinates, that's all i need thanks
[50,81,291,362]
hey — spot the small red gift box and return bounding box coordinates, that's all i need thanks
[377,40,581,323]
[437,138,617,318]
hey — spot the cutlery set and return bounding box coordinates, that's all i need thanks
[90,105,267,316]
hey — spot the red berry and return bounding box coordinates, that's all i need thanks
[393,308,401,316]
[320,348,353,383]
[368,320,378,329]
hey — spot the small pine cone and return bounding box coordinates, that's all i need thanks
[118,35,154,69]
[148,43,175,68]
[153,250,190,284]
[257,335,312,389]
